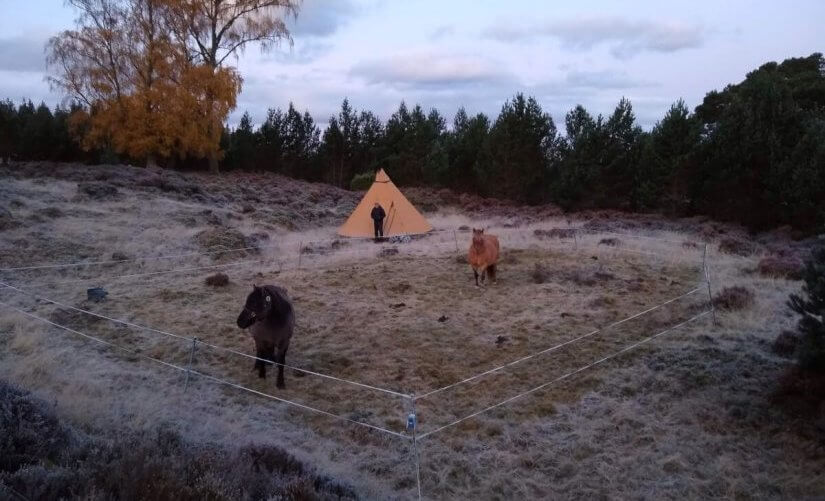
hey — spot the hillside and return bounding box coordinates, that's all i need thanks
[0,162,823,499]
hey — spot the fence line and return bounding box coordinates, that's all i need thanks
[417,310,711,440]
[0,298,410,440]
[6,240,465,289]
[12,257,273,288]
[0,281,411,399]
[414,284,705,401]
[573,227,699,246]
[0,243,274,272]
[0,230,460,274]
[0,225,708,275]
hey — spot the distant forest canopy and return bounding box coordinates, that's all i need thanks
[1,53,823,233]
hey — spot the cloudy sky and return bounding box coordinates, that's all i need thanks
[0,0,822,129]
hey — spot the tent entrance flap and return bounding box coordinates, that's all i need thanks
[337,169,432,237]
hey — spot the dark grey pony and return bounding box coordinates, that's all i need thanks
[236,285,295,388]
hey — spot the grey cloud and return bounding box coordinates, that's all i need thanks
[287,0,359,38]
[484,17,705,58]
[565,70,657,89]
[351,52,512,89]
[0,36,47,72]
[271,39,333,64]
[0,70,60,105]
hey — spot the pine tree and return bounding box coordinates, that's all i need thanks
[479,93,558,203]
[0,99,17,163]
[788,246,825,372]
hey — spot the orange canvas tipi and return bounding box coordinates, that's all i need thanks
[337,169,433,237]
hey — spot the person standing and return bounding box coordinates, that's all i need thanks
[370,202,386,239]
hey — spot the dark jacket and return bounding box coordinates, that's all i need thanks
[370,206,386,221]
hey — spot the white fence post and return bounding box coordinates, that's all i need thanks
[407,394,422,500]
[703,244,717,325]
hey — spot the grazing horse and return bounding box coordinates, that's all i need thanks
[468,228,500,286]
[236,285,295,388]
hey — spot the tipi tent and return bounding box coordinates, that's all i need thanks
[338,169,433,237]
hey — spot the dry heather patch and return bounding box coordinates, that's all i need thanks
[0,381,357,500]
[76,181,121,201]
[719,236,758,256]
[772,330,800,357]
[205,272,230,286]
[534,228,576,239]
[193,227,258,255]
[757,255,805,280]
[530,263,550,283]
[713,286,755,311]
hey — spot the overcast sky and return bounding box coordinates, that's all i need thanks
[0,0,822,129]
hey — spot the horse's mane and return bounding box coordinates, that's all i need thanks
[259,285,292,318]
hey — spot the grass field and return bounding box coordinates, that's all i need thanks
[1,163,822,499]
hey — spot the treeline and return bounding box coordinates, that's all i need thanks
[222,53,825,231]
[2,53,824,232]
[0,100,90,163]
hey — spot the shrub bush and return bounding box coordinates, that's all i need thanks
[718,237,755,256]
[757,255,805,280]
[772,330,800,357]
[713,286,755,311]
[0,381,357,500]
[788,246,825,372]
[204,272,230,286]
[349,172,373,191]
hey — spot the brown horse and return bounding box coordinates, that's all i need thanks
[468,228,500,286]
[236,284,295,388]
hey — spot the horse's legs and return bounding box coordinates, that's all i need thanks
[480,267,487,285]
[254,344,267,379]
[473,269,479,286]
[275,345,288,389]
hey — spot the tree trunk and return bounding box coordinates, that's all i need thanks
[208,151,220,173]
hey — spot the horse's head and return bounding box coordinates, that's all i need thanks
[472,228,485,246]
[236,285,273,329]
